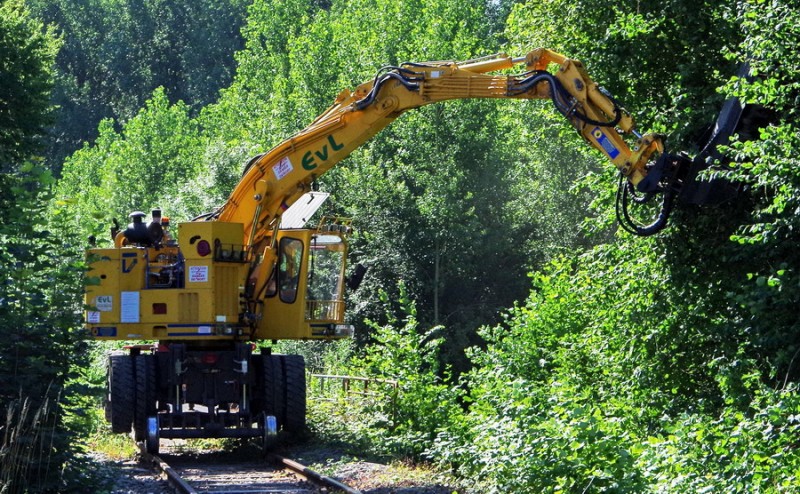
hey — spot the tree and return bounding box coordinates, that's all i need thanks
[0,167,89,493]
[55,87,205,234]
[0,0,59,172]
[713,0,800,382]
[0,2,90,491]
[25,0,249,170]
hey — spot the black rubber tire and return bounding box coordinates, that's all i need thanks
[261,354,285,424]
[134,354,157,442]
[280,355,306,435]
[108,354,135,434]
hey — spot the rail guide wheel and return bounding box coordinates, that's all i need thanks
[262,414,278,453]
[145,415,159,455]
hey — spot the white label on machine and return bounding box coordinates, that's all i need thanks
[120,291,140,323]
[95,295,112,311]
[87,311,101,323]
[273,156,293,180]
[198,326,212,334]
[188,265,209,283]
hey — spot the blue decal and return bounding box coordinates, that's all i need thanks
[592,127,620,159]
[95,327,117,337]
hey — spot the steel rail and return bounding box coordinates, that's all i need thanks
[137,442,362,494]
[268,453,363,494]
[145,452,198,494]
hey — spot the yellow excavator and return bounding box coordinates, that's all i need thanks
[85,49,745,453]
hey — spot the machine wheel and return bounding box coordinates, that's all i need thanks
[134,354,157,442]
[280,355,306,435]
[261,354,285,426]
[145,416,160,455]
[108,354,135,434]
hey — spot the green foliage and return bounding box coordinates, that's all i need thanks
[26,0,249,169]
[55,87,207,236]
[344,285,462,458]
[709,1,800,382]
[0,6,95,491]
[269,339,356,374]
[202,0,314,147]
[0,0,60,171]
[640,382,800,492]
[0,166,91,493]
[430,246,697,490]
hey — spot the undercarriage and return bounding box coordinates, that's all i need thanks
[106,343,306,454]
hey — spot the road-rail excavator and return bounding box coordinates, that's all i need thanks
[85,49,750,453]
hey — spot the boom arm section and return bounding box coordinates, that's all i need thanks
[216,49,681,242]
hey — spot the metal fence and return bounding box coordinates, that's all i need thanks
[308,374,398,409]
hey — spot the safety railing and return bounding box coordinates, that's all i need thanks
[305,300,344,321]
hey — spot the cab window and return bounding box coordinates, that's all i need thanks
[278,237,303,303]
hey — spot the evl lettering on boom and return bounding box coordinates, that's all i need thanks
[301,134,345,170]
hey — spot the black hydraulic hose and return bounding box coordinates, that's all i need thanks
[573,101,623,128]
[626,182,657,205]
[382,64,424,77]
[355,67,422,110]
[241,152,266,177]
[615,174,674,236]
[401,61,443,68]
[192,210,219,221]
[575,86,624,128]
[513,71,622,127]
[512,72,576,119]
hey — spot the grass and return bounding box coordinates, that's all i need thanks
[86,429,139,460]
[0,394,61,493]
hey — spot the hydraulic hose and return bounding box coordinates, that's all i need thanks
[616,174,675,236]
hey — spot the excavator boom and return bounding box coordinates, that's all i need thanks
[215,49,675,247]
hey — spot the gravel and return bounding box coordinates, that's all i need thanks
[89,443,464,494]
[90,454,172,494]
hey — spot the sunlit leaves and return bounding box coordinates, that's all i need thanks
[26,0,248,168]
[0,0,60,170]
[55,88,205,238]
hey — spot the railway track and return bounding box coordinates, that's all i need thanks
[139,445,362,494]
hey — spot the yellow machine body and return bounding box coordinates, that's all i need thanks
[85,222,351,341]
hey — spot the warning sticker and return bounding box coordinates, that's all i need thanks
[273,156,293,180]
[87,311,101,324]
[188,265,209,283]
[95,295,112,312]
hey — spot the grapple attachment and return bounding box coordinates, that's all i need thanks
[620,90,772,236]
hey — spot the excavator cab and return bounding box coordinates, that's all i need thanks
[257,218,354,340]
